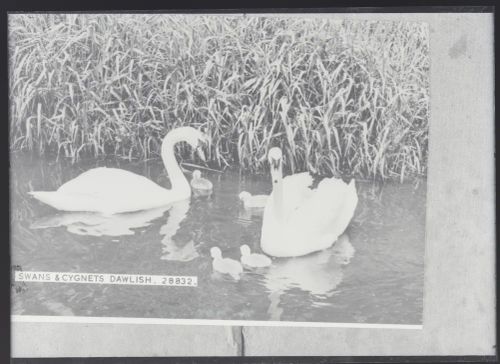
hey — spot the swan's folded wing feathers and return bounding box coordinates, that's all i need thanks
[58,168,167,197]
[283,172,314,189]
[55,168,173,213]
[289,177,352,235]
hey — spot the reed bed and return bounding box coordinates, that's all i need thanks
[9,14,429,181]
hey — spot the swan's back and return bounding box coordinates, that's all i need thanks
[33,167,174,214]
[289,178,358,239]
[58,168,167,197]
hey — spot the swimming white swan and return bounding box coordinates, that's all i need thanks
[210,247,243,280]
[261,147,358,257]
[29,127,207,215]
[240,244,272,268]
[238,191,268,209]
[190,170,213,193]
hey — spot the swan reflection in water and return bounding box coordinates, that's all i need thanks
[263,234,355,321]
[30,206,171,237]
[159,199,200,262]
[237,205,265,222]
[30,199,199,262]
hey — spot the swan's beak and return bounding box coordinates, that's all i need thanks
[200,133,210,145]
[196,145,206,162]
[196,133,209,162]
[270,157,281,170]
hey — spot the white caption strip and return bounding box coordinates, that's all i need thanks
[14,270,197,287]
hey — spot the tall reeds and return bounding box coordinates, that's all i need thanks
[9,14,429,181]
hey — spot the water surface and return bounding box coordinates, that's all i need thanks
[11,154,426,324]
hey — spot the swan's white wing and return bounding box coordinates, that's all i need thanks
[288,178,358,238]
[51,167,174,213]
[58,168,168,197]
[281,172,314,218]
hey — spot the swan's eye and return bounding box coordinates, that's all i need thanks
[274,179,278,183]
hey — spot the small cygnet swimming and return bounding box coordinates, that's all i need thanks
[238,191,268,209]
[190,170,213,193]
[210,246,243,280]
[240,244,272,268]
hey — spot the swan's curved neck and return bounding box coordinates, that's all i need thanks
[161,134,191,196]
[271,164,284,222]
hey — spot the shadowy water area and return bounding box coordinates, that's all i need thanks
[11,153,426,324]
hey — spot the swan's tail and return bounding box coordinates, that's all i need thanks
[28,191,54,203]
[28,191,61,208]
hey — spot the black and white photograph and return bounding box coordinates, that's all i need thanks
[10,13,429,327]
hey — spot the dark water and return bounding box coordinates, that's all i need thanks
[10,154,426,324]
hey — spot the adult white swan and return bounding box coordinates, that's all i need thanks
[29,127,208,215]
[260,147,358,257]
